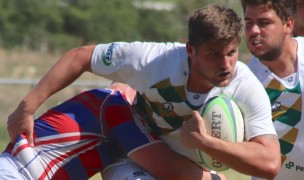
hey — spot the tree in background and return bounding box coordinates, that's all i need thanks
[0,0,246,54]
[0,0,139,52]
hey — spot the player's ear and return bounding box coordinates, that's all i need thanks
[285,16,295,34]
[186,41,195,59]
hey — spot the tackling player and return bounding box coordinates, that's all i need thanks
[1,87,219,179]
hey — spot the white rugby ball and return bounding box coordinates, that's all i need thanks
[199,96,244,171]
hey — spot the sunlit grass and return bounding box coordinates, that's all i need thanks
[0,123,9,152]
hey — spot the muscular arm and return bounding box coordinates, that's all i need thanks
[181,111,281,179]
[101,88,225,180]
[7,45,96,146]
[130,142,225,180]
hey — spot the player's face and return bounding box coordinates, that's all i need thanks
[244,5,287,61]
[294,0,304,36]
[187,41,238,92]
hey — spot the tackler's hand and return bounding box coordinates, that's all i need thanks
[7,102,34,147]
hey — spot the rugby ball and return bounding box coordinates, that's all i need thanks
[199,96,244,171]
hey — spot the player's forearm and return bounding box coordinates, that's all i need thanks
[22,45,95,114]
[130,142,224,180]
[197,134,280,179]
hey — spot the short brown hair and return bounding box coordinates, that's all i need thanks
[188,4,242,49]
[241,0,296,23]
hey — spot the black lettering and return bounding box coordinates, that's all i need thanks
[211,112,221,138]
[296,166,304,171]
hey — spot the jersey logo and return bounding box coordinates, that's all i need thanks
[193,94,200,100]
[102,43,117,66]
[288,76,294,82]
[161,103,174,113]
[271,101,281,112]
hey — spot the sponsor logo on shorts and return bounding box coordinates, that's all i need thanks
[286,161,304,171]
[193,93,200,100]
[102,43,117,66]
[132,170,149,177]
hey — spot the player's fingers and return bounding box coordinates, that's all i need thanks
[192,111,202,120]
[26,128,34,147]
[193,110,200,115]
[7,122,17,144]
[218,173,226,180]
[7,113,20,144]
[8,131,17,144]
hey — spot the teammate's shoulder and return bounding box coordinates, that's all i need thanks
[294,36,304,42]
[244,57,274,85]
[247,57,268,75]
[294,37,304,54]
[231,60,263,86]
[235,60,254,75]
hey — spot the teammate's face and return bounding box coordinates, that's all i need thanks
[244,5,287,61]
[294,0,304,36]
[187,41,238,92]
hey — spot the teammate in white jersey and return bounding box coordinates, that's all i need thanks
[7,4,280,179]
[294,0,304,36]
[242,0,304,179]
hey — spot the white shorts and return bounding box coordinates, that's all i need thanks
[0,153,27,180]
[102,159,156,180]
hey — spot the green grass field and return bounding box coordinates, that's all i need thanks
[0,123,9,152]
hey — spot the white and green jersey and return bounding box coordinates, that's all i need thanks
[91,42,276,166]
[248,37,304,180]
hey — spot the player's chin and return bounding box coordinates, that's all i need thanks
[216,77,232,87]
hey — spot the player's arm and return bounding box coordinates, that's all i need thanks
[129,142,225,180]
[181,111,280,179]
[179,69,281,179]
[7,45,95,146]
[102,90,225,180]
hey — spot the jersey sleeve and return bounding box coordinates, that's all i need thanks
[91,42,138,80]
[90,42,155,92]
[90,42,187,93]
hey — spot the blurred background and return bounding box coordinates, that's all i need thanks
[0,0,250,179]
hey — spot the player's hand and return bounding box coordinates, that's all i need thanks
[109,82,137,105]
[215,172,226,180]
[7,103,34,147]
[180,111,208,149]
